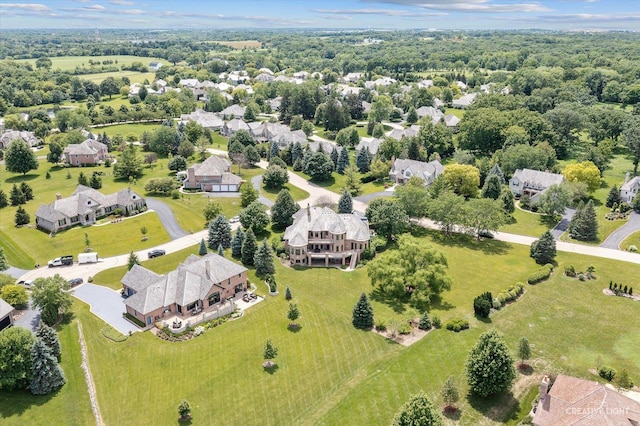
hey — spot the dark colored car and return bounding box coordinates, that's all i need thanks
[68,278,84,287]
[148,249,166,259]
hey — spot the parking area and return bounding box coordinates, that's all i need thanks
[72,284,139,335]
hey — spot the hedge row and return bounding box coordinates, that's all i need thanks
[527,264,553,284]
[445,318,469,332]
[495,283,525,308]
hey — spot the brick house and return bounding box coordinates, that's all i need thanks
[63,138,109,166]
[183,155,242,192]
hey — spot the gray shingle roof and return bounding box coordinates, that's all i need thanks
[123,253,247,315]
[511,169,564,190]
[283,207,370,247]
[191,156,232,178]
[63,139,107,156]
[390,159,444,184]
[356,138,382,155]
[0,130,41,148]
[0,298,14,318]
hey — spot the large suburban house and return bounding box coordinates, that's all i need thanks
[620,172,640,204]
[532,374,640,425]
[63,138,109,166]
[452,93,477,109]
[389,158,444,186]
[509,169,564,202]
[35,185,146,233]
[283,205,371,267]
[0,298,15,331]
[183,155,242,192]
[180,109,224,131]
[0,130,42,149]
[122,253,248,327]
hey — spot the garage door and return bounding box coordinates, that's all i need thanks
[0,316,11,331]
[229,185,238,191]
[211,185,221,192]
[221,185,229,191]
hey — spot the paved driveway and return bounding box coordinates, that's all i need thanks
[551,208,576,240]
[251,175,274,207]
[146,198,188,240]
[72,284,139,334]
[600,211,640,249]
[13,297,41,332]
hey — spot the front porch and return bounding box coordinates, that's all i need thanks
[307,250,356,267]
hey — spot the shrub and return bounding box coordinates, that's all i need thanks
[564,265,576,277]
[473,292,493,318]
[432,315,441,328]
[375,320,387,331]
[629,245,638,252]
[492,299,502,310]
[418,312,432,330]
[171,190,180,199]
[445,318,469,332]
[578,273,585,281]
[398,322,412,335]
[193,326,206,336]
[598,366,617,382]
[527,265,552,284]
[124,312,145,328]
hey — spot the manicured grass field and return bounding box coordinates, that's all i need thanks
[293,169,392,197]
[84,71,156,85]
[620,230,640,251]
[18,55,165,72]
[262,183,310,203]
[95,122,161,139]
[4,229,639,425]
[500,206,552,237]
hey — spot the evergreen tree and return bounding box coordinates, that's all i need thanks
[0,247,8,271]
[269,141,280,159]
[291,142,303,165]
[392,392,443,426]
[605,184,621,208]
[78,171,88,186]
[530,231,556,265]
[20,182,33,201]
[263,339,278,362]
[10,184,25,206]
[287,303,300,327]
[36,321,61,361]
[518,337,531,367]
[330,147,338,167]
[352,292,374,329]
[29,338,66,395]
[127,251,140,270]
[231,228,245,258]
[241,227,257,266]
[14,205,30,226]
[336,147,350,174]
[481,174,502,200]
[208,214,232,249]
[570,199,598,241]
[285,285,292,301]
[271,189,299,229]
[465,329,516,397]
[406,107,418,125]
[0,189,8,208]
[89,172,102,189]
[501,189,515,214]
[487,163,505,184]
[198,238,207,256]
[356,148,371,173]
[418,312,432,330]
[441,376,460,413]
[338,189,353,214]
[254,239,275,276]
[217,243,224,257]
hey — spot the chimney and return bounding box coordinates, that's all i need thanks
[56,192,62,200]
[306,203,311,217]
[539,375,550,403]
[625,172,630,184]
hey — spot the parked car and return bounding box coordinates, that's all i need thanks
[17,280,34,288]
[48,255,73,267]
[68,278,84,287]
[148,249,166,259]
[230,216,240,223]
[478,230,495,239]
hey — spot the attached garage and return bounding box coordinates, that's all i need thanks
[0,298,14,331]
[211,185,221,192]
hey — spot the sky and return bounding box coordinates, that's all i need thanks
[0,0,639,31]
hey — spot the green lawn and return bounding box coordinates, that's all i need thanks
[620,230,640,251]
[17,55,165,72]
[293,169,392,197]
[262,183,309,203]
[5,229,639,425]
[500,207,553,237]
[94,122,161,139]
[84,71,156,85]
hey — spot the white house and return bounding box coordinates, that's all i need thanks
[620,172,640,204]
[149,62,163,72]
[509,169,564,202]
[389,159,444,186]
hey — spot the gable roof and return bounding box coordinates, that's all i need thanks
[283,207,370,247]
[190,155,232,177]
[122,253,248,315]
[63,138,107,156]
[511,169,564,190]
[621,175,640,192]
[0,130,41,148]
[0,298,14,319]
[533,374,640,426]
[356,138,383,155]
[391,159,444,184]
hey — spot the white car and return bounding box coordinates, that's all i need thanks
[230,216,240,224]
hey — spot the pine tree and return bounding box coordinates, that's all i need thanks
[481,174,502,200]
[530,231,556,265]
[287,303,300,327]
[207,214,231,249]
[501,189,515,214]
[0,189,8,208]
[337,147,350,174]
[263,338,278,362]
[465,329,515,397]
[518,337,531,367]
[36,321,61,361]
[269,141,280,159]
[198,238,207,256]
[89,172,102,189]
[330,147,338,167]
[29,338,66,395]
[285,285,292,301]
[78,171,88,186]
[291,142,303,165]
[487,163,505,184]
[406,107,418,125]
[254,239,275,276]
[271,189,299,229]
[231,228,245,258]
[0,247,8,271]
[217,243,224,257]
[441,376,460,413]
[14,205,30,226]
[127,251,140,270]
[241,227,257,266]
[605,184,621,208]
[352,292,374,329]
[10,184,25,206]
[356,147,371,173]
[338,189,353,213]
[569,200,597,241]
[568,200,584,238]
[20,182,33,201]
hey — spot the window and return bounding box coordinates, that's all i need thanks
[186,302,197,311]
[295,249,300,255]
[208,292,220,306]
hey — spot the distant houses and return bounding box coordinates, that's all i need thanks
[389,158,444,186]
[35,185,146,233]
[148,62,163,71]
[508,169,564,202]
[0,130,42,149]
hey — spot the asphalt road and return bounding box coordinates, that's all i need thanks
[600,211,640,249]
[146,198,189,240]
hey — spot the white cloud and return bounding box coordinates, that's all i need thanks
[314,8,446,17]
[110,0,134,4]
[0,3,50,11]
[364,0,551,13]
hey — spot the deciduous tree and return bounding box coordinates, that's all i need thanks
[465,329,516,397]
[0,284,28,308]
[563,161,601,192]
[394,176,429,218]
[5,139,39,175]
[441,377,460,413]
[304,152,334,181]
[262,165,289,189]
[443,163,480,198]
[518,337,531,367]
[240,182,259,207]
[271,189,299,229]
[392,392,443,426]
[463,198,506,239]
[426,190,465,236]
[30,275,73,326]
[365,198,409,241]
[239,201,269,234]
[0,327,35,390]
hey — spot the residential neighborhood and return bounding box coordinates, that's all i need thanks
[1,12,640,426]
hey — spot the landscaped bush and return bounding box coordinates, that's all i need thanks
[375,320,386,331]
[432,315,441,328]
[445,319,469,332]
[598,366,617,382]
[398,322,412,335]
[418,312,432,330]
[124,312,145,328]
[629,245,637,252]
[527,265,553,284]
[495,283,525,309]
[473,292,493,318]
[564,265,576,277]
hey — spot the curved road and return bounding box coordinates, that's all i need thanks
[600,211,640,249]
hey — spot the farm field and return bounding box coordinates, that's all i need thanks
[2,231,639,425]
